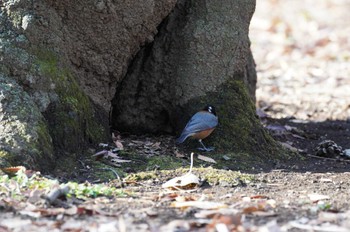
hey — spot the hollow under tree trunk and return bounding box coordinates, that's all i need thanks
[112,0,282,159]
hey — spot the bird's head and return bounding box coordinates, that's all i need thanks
[203,105,216,116]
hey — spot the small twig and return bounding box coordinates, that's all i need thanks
[78,159,87,169]
[307,154,350,163]
[46,185,70,204]
[92,179,102,184]
[99,168,121,180]
[187,152,194,174]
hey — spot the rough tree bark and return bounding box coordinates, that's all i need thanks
[0,0,177,170]
[112,0,279,157]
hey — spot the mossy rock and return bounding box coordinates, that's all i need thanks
[0,75,55,170]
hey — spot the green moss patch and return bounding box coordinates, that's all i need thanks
[0,76,55,170]
[181,77,291,164]
[0,169,126,202]
[33,49,107,152]
[125,166,253,187]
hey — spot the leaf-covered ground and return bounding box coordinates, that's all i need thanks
[1,0,350,231]
[252,0,350,121]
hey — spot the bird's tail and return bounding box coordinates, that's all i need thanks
[176,133,189,144]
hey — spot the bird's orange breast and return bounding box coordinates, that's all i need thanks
[192,128,215,140]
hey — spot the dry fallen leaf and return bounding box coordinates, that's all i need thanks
[242,198,276,215]
[75,206,95,216]
[279,142,299,152]
[28,189,44,204]
[64,205,78,216]
[114,140,124,150]
[175,150,185,158]
[92,150,108,160]
[308,193,330,202]
[111,158,131,163]
[243,206,260,214]
[171,201,227,210]
[206,214,242,232]
[157,192,179,202]
[151,142,161,149]
[251,211,277,217]
[162,153,200,190]
[93,150,130,163]
[34,207,66,217]
[112,132,124,150]
[19,210,41,218]
[194,208,240,219]
[250,195,269,199]
[197,154,217,164]
[162,173,200,190]
[320,178,333,183]
[175,195,198,203]
[1,166,26,176]
[160,220,190,232]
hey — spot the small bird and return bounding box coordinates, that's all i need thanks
[176,105,218,152]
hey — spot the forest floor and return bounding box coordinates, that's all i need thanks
[1,0,350,231]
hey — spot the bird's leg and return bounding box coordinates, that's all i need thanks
[197,139,215,152]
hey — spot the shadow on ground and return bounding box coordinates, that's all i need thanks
[261,116,350,173]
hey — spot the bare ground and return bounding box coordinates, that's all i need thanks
[1,0,350,231]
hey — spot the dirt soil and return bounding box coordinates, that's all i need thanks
[1,0,350,231]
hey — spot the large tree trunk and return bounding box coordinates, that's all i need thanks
[112,0,257,132]
[112,0,277,156]
[0,0,176,170]
[0,0,281,170]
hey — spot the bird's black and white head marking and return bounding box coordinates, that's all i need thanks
[204,105,216,116]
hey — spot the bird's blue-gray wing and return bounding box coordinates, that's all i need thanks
[176,112,218,144]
